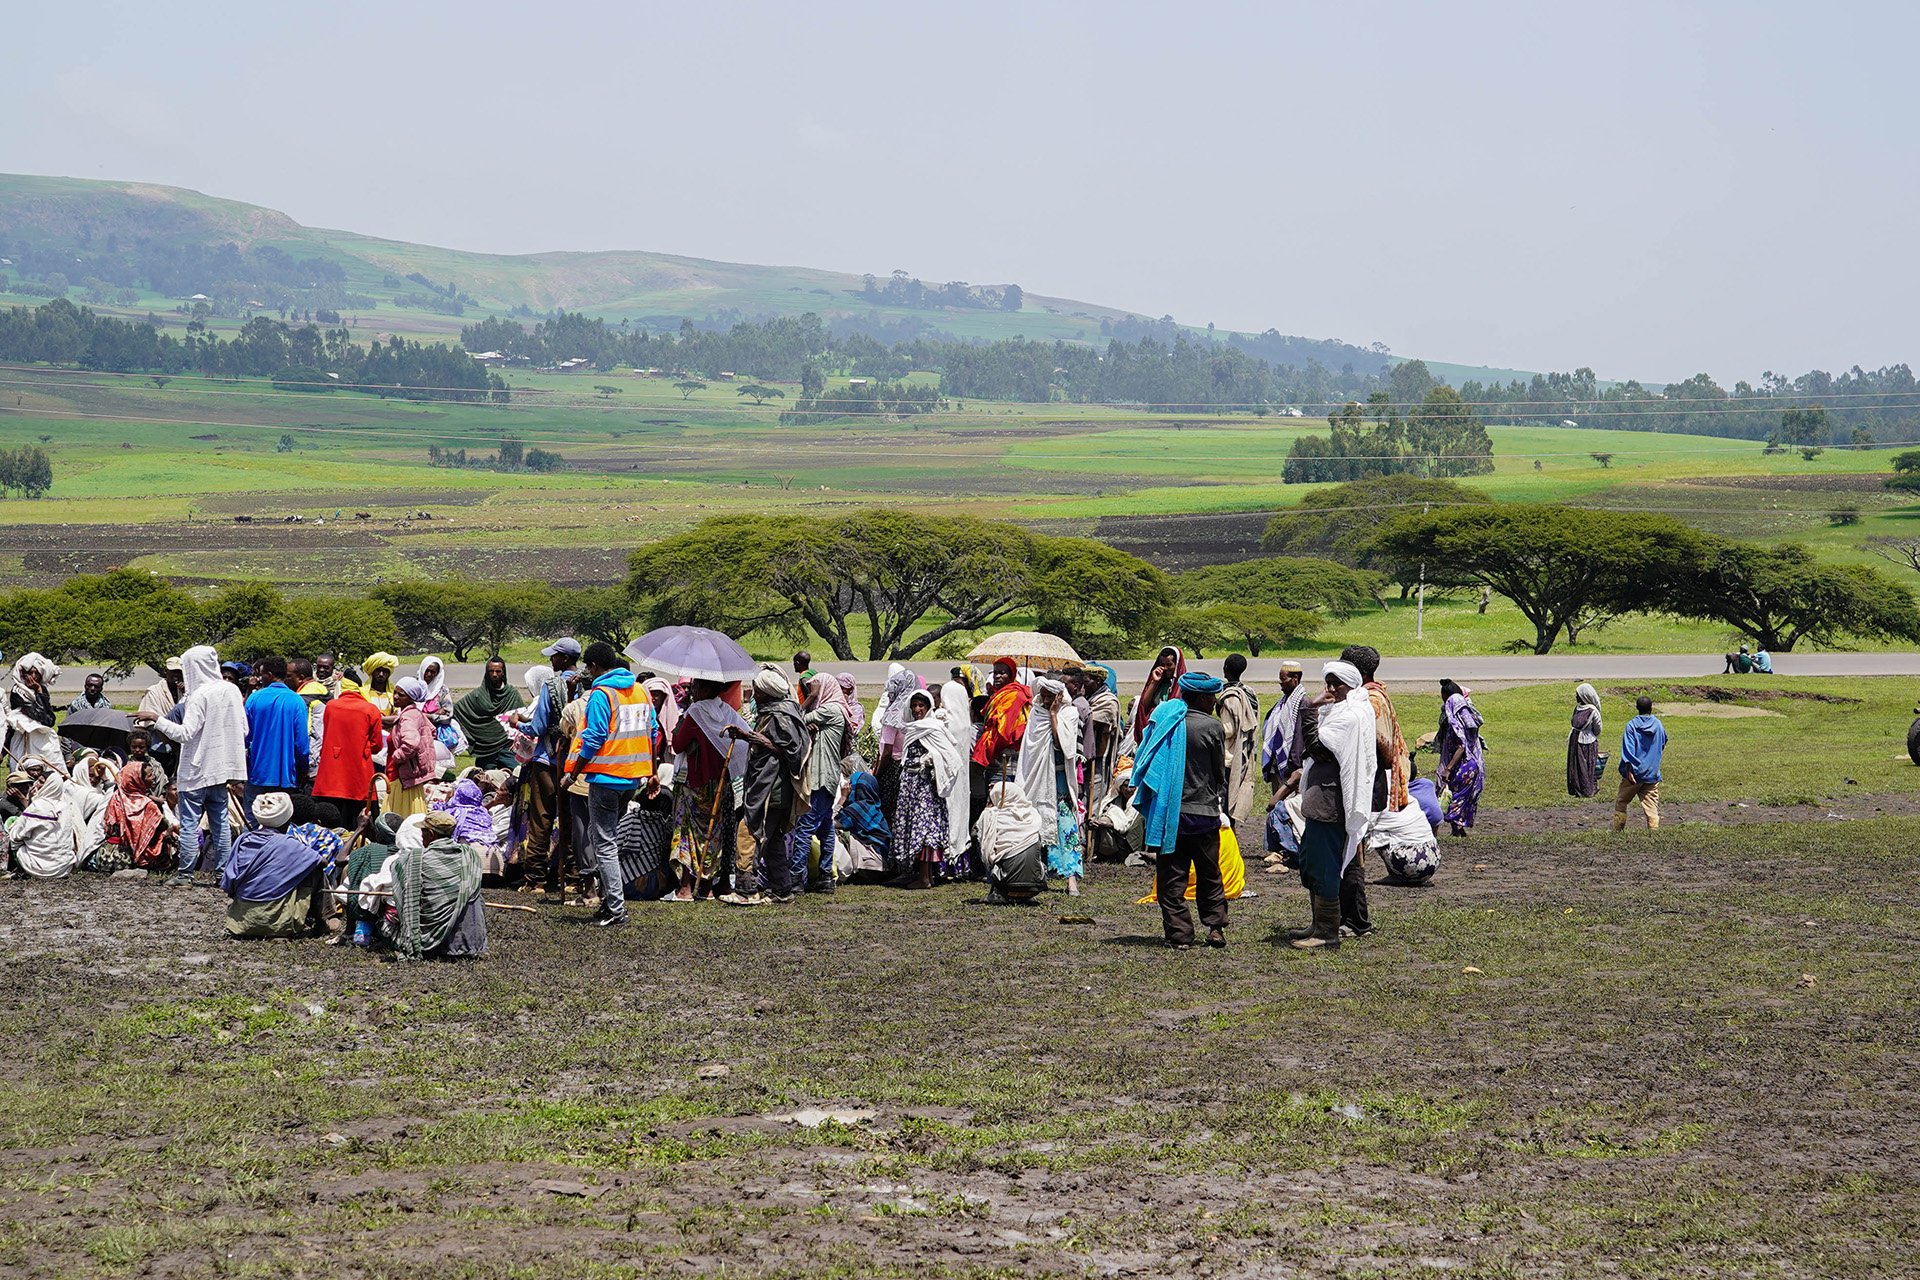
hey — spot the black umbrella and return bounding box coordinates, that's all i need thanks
[59,706,132,755]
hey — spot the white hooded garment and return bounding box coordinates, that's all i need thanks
[149,645,249,792]
[938,680,973,855]
[1013,676,1080,846]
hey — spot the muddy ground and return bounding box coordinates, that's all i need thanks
[1,811,1914,1277]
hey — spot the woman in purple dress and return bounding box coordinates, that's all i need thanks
[1433,679,1485,837]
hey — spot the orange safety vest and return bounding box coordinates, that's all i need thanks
[567,682,655,781]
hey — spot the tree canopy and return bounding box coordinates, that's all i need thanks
[1670,540,1920,651]
[370,579,554,661]
[1174,556,1380,617]
[1370,505,1703,653]
[627,511,1168,660]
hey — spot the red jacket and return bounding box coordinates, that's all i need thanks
[312,690,383,803]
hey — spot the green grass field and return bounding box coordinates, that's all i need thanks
[4,359,1920,658]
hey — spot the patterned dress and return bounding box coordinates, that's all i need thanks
[896,744,955,876]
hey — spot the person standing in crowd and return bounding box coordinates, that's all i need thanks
[1261,660,1306,791]
[671,678,749,900]
[1342,644,1408,937]
[67,672,112,712]
[1132,671,1229,950]
[896,689,958,888]
[1613,695,1666,832]
[313,669,383,829]
[1434,678,1485,837]
[289,659,326,760]
[726,666,809,904]
[971,659,1030,788]
[562,642,654,927]
[1130,645,1186,743]
[454,656,524,772]
[361,652,399,716]
[1017,675,1083,895]
[1290,661,1376,951]
[520,638,582,894]
[141,645,248,886]
[242,657,309,826]
[138,657,186,778]
[1567,683,1603,798]
[791,671,848,894]
[937,673,974,872]
[1216,654,1261,830]
[385,678,439,819]
[6,653,60,769]
[1075,666,1121,821]
[314,653,341,700]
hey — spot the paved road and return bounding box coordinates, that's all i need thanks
[50,651,1920,697]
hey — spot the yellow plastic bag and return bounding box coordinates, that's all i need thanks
[1136,825,1245,903]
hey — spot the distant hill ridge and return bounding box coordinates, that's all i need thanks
[0,172,1397,373]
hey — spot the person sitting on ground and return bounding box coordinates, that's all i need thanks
[1752,646,1773,674]
[101,759,178,873]
[4,759,84,878]
[221,792,332,939]
[1370,760,1442,886]
[390,810,487,961]
[1724,644,1754,675]
[835,753,892,880]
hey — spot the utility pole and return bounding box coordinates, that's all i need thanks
[1416,562,1426,640]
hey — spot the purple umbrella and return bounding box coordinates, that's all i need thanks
[624,626,759,684]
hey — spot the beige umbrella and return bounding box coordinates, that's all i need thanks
[967,630,1084,671]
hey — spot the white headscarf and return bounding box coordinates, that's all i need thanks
[1574,682,1602,744]
[752,664,793,701]
[900,690,958,799]
[522,664,554,702]
[416,657,448,705]
[1316,661,1377,870]
[1014,676,1078,843]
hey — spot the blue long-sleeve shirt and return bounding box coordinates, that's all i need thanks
[244,682,311,788]
[1618,715,1667,783]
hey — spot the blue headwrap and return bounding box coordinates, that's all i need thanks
[1177,671,1224,694]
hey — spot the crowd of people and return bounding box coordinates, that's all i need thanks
[0,636,1674,955]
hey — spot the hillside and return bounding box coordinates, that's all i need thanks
[0,173,1393,370]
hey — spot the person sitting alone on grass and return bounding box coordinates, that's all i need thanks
[221,792,333,939]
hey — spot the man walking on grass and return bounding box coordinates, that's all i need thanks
[1613,695,1666,831]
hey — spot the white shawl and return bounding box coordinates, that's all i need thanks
[1014,677,1080,845]
[974,780,1041,869]
[1316,686,1378,870]
[900,709,959,798]
[938,680,973,849]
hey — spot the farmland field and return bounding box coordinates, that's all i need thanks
[4,362,1920,656]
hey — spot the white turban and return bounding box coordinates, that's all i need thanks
[1323,660,1363,690]
[752,664,793,700]
[252,791,294,829]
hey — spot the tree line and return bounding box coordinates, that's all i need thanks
[1454,364,1920,444]
[0,299,504,401]
[1264,474,1920,653]
[1,499,1911,670]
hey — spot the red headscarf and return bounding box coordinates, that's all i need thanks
[971,659,1032,767]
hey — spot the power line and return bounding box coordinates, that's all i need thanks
[6,362,1920,416]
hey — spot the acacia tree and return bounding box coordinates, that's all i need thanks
[1371,505,1702,654]
[371,579,548,660]
[673,379,707,399]
[628,511,1167,660]
[1673,539,1920,651]
[736,383,785,406]
[0,570,203,676]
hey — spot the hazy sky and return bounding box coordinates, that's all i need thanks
[5,2,1914,382]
